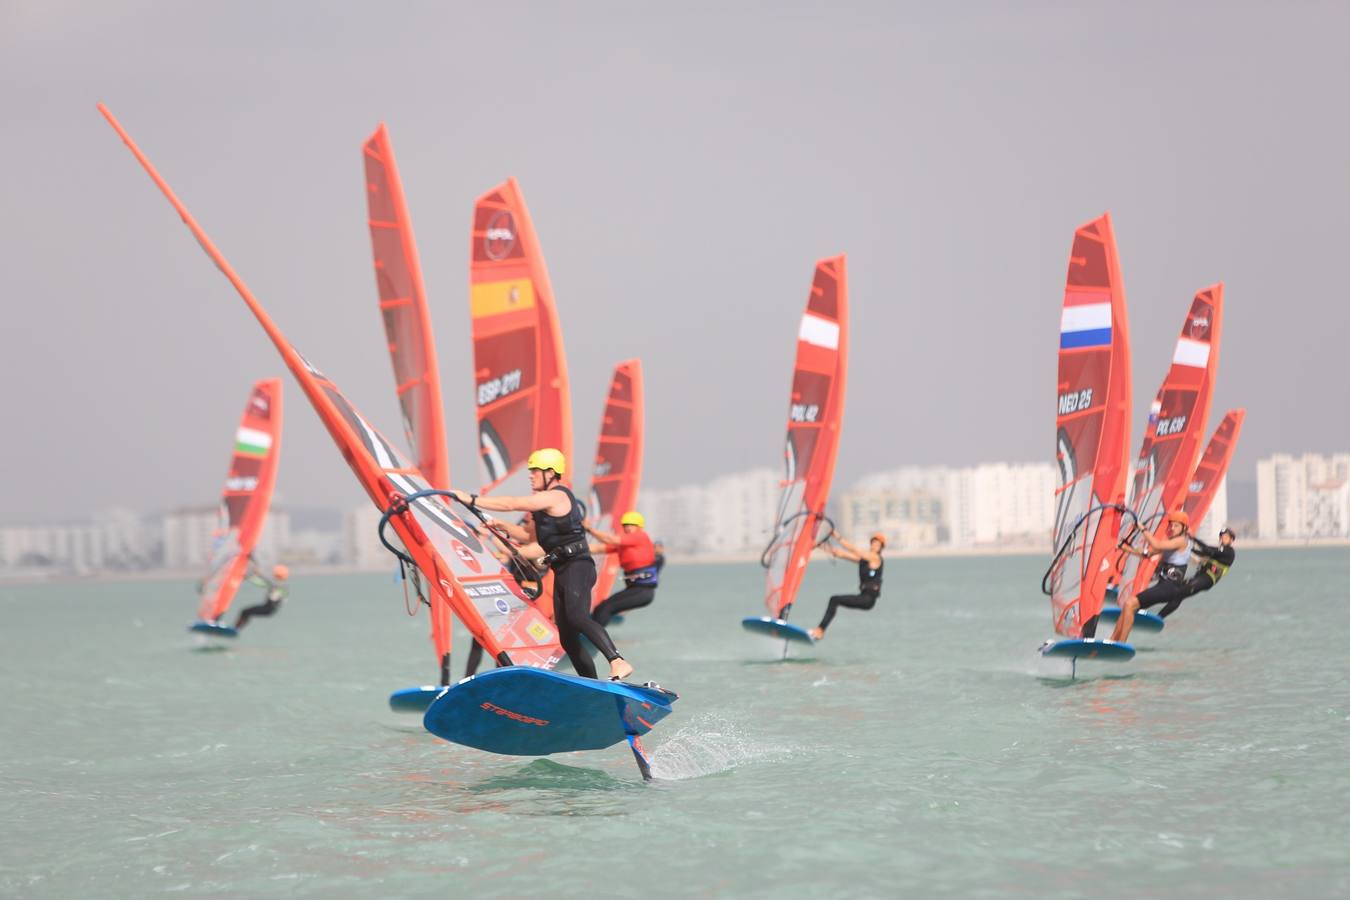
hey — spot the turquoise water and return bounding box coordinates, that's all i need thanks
[3,549,1348,897]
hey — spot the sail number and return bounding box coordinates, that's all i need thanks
[790,403,820,423]
[1156,415,1187,437]
[1057,388,1093,416]
[477,369,523,406]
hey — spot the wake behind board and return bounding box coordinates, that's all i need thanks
[741,616,815,645]
[1039,638,1135,662]
[389,685,447,714]
[188,620,238,639]
[1096,606,1164,633]
[423,667,678,761]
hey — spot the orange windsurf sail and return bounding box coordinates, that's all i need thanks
[1119,285,1223,602]
[1182,409,1246,527]
[100,104,562,669]
[762,256,848,620]
[1047,214,1132,637]
[197,379,283,622]
[587,360,644,608]
[363,123,454,681]
[468,178,572,492]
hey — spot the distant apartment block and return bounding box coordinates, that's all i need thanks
[0,509,155,573]
[640,462,1057,556]
[641,468,780,556]
[1194,476,1229,541]
[161,506,291,569]
[344,505,390,570]
[1258,453,1350,539]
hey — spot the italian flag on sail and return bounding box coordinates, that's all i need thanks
[235,426,272,457]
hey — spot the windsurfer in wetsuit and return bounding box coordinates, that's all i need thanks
[808,532,885,641]
[1110,510,1190,643]
[234,564,289,630]
[1178,527,1237,602]
[586,511,661,627]
[450,449,633,682]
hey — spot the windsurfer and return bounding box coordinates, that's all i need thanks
[587,511,661,627]
[451,449,633,682]
[808,532,885,640]
[1110,511,1190,641]
[1178,528,1236,601]
[234,564,289,630]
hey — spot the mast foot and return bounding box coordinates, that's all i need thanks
[627,734,653,782]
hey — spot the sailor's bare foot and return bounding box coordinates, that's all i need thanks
[808,627,824,641]
[609,658,634,681]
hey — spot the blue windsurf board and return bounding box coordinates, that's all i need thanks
[188,620,238,639]
[1095,606,1164,633]
[741,616,815,645]
[389,685,447,714]
[1039,638,1135,662]
[423,667,678,758]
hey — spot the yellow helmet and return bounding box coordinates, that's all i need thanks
[620,511,645,528]
[526,448,566,475]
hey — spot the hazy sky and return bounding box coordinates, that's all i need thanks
[3,1,1347,523]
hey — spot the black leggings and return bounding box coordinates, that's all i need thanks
[1136,578,1188,619]
[464,640,485,678]
[234,600,279,630]
[553,558,621,679]
[817,590,878,631]
[592,584,656,627]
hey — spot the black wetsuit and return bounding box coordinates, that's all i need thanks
[1179,539,1236,600]
[535,485,622,679]
[817,556,883,632]
[1134,558,1190,619]
[235,579,287,630]
[592,553,664,627]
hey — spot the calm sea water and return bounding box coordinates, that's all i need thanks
[2,548,1348,898]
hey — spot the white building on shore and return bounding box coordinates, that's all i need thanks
[1257,453,1350,539]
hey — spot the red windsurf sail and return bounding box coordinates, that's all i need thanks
[468,178,572,492]
[363,123,454,678]
[1120,285,1223,601]
[762,256,848,619]
[1047,214,1132,637]
[101,104,562,669]
[587,360,644,608]
[197,379,283,622]
[1182,409,1246,527]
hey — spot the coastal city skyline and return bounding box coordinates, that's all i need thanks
[8,451,1346,577]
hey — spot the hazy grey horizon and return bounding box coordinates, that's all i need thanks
[3,1,1347,523]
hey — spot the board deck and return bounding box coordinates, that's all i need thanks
[1039,638,1135,661]
[188,621,238,638]
[422,667,678,757]
[1095,606,1165,633]
[741,616,815,645]
[388,685,446,713]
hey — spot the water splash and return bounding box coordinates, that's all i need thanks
[648,714,791,781]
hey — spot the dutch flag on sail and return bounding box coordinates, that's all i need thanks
[1060,292,1113,350]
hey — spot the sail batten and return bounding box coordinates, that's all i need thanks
[469,178,572,493]
[1183,409,1246,527]
[1119,285,1224,601]
[1048,214,1132,637]
[363,123,455,672]
[587,360,645,608]
[762,256,848,619]
[198,379,283,622]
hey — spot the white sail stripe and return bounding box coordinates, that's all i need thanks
[1060,303,1112,333]
[798,313,839,349]
[235,426,272,449]
[1173,338,1211,368]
